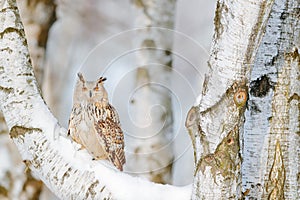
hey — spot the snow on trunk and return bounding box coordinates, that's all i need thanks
[126,0,176,184]
[0,1,191,199]
[185,0,275,199]
[0,134,46,200]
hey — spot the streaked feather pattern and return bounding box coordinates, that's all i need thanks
[68,74,125,171]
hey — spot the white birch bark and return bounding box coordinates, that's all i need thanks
[243,0,299,198]
[186,0,275,199]
[0,134,46,200]
[127,0,176,184]
[0,1,55,198]
[0,0,191,199]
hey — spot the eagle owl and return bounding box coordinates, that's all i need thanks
[68,73,125,171]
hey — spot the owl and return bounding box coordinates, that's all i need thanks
[68,73,125,171]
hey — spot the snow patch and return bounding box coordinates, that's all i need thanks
[93,165,192,200]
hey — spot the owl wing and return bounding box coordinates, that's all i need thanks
[93,104,126,171]
[68,104,83,145]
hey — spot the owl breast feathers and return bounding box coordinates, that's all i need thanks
[68,73,125,171]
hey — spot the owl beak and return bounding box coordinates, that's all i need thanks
[89,90,92,98]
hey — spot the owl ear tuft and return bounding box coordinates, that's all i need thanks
[98,77,107,83]
[77,73,85,83]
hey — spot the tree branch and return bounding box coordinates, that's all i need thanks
[0,0,191,199]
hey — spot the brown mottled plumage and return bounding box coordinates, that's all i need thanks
[68,73,125,171]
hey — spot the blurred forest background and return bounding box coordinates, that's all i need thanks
[0,0,216,199]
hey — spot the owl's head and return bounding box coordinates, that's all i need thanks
[73,73,108,105]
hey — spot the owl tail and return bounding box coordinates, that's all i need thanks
[110,148,126,171]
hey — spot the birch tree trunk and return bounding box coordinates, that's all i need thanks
[0,1,55,199]
[0,0,191,199]
[245,0,299,198]
[186,0,299,199]
[16,0,56,86]
[127,0,176,184]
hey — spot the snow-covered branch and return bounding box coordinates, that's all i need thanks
[0,1,191,199]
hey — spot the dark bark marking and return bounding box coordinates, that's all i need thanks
[248,100,262,113]
[214,1,226,39]
[142,39,156,48]
[0,85,13,93]
[60,167,71,185]
[85,180,99,199]
[10,125,42,138]
[0,27,25,39]
[250,75,274,97]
